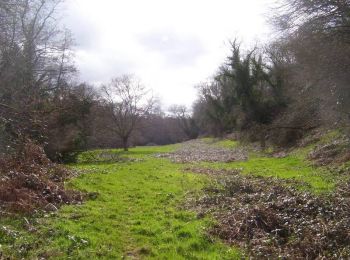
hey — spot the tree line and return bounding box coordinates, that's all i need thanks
[1,0,349,164]
[0,0,192,162]
[191,0,350,146]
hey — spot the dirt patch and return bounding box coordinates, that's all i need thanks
[186,167,350,259]
[0,142,82,214]
[158,140,247,163]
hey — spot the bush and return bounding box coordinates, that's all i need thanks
[0,141,82,213]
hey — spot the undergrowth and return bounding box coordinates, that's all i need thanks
[188,167,350,259]
[0,141,81,213]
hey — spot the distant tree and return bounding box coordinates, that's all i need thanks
[219,41,285,127]
[192,41,286,137]
[168,105,199,139]
[102,75,154,151]
[193,81,234,136]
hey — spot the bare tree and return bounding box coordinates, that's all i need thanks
[0,0,76,151]
[168,104,199,139]
[270,0,350,129]
[273,0,350,41]
[102,75,154,151]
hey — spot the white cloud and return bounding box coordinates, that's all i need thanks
[63,0,274,107]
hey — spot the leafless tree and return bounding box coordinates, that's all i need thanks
[0,0,76,152]
[168,104,199,139]
[102,75,154,151]
[270,0,350,128]
[273,0,350,41]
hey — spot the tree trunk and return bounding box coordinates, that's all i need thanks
[260,131,266,151]
[122,137,128,151]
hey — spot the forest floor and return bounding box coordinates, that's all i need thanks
[1,131,350,259]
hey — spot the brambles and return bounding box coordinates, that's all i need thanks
[0,141,82,214]
[308,136,350,166]
[189,167,350,259]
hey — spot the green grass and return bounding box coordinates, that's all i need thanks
[0,145,241,259]
[199,133,340,193]
[215,140,239,149]
[198,130,342,193]
[76,145,178,163]
[200,155,335,193]
[201,137,239,149]
[0,133,343,258]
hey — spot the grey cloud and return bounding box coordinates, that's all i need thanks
[137,30,206,67]
[64,10,101,51]
[77,53,137,83]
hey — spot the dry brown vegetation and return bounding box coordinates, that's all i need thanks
[158,139,247,163]
[187,167,350,259]
[0,141,82,214]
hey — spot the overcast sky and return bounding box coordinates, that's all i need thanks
[63,0,275,108]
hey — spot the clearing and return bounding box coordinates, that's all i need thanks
[1,135,349,259]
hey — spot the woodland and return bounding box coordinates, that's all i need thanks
[1,0,350,259]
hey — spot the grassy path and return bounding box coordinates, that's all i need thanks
[1,145,240,259]
[0,136,341,259]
